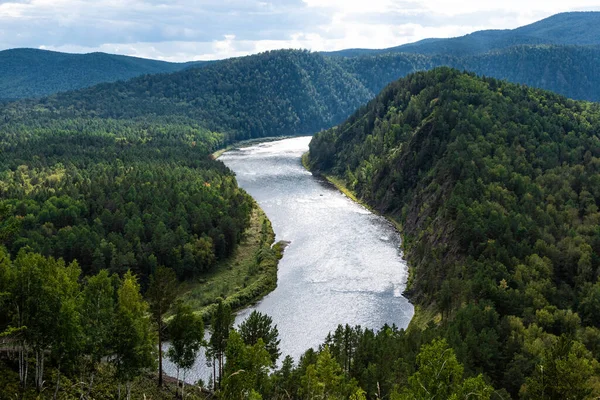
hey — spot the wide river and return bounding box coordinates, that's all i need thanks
[164,136,413,384]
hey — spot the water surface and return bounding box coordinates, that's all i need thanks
[164,136,413,383]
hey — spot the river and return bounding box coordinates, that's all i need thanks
[163,136,413,384]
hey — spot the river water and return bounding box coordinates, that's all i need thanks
[163,136,413,384]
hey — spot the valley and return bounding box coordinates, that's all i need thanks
[0,10,599,400]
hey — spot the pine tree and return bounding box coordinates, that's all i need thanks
[208,300,234,389]
[146,266,178,386]
[239,310,281,364]
[167,301,204,398]
[112,271,156,400]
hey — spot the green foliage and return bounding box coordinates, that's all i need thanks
[167,301,204,397]
[222,330,272,399]
[0,50,372,141]
[147,266,178,386]
[239,310,281,365]
[81,269,117,378]
[520,336,597,400]
[209,300,235,389]
[309,68,600,396]
[0,121,253,282]
[112,271,156,386]
[392,339,493,400]
[168,301,204,372]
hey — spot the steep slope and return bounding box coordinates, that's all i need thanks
[308,68,600,394]
[0,48,204,100]
[324,11,600,57]
[1,50,372,140]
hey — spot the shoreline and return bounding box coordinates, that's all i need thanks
[175,202,287,323]
[178,135,299,321]
[211,135,294,160]
[302,151,429,331]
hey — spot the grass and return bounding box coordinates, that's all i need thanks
[175,203,286,322]
[406,304,441,331]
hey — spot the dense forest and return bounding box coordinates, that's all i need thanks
[0,120,253,282]
[3,45,600,151]
[0,48,204,100]
[0,245,492,400]
[336,45,600,103]
[308,67,600,397]
[2,18,600,395]
[0,50,372,141]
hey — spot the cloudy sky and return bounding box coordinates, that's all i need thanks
[1,0,599,62]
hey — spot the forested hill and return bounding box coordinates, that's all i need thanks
[1,50,372,141]
[308,68,600,396]
[324,11,600,57]
[4,46,600,147]
[0,48,203,100]
[4,13,600,102]
[339,45,600,102]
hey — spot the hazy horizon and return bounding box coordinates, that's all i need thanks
[1,1,599,62]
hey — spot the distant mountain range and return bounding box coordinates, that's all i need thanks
[0,48,206,100]
[1,12,599,101]
[323,11,600,57]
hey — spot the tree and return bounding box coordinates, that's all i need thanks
[520,336,596,400]
[208,300,234,389]
[167,301,204,398]
[272,355,296,399]
[81,270,117,393]
[0,247,13,333]
[49,258,83,399]
[393,339,493,400]
[221,330,272,399]
[112,271,156,400]
[300,346,351,400]
[0,203,19,246]
[579,281,600,328]
[146,265,178,386]
[239,310,281,365]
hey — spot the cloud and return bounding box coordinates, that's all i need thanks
[1,0,599,61]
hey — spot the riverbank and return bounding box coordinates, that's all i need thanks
[302,151,433,331]
[175,203,287,322]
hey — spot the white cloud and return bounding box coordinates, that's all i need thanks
[1,0,600,61]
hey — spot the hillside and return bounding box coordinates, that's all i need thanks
[324,11,600,57]
[0,48,204,100]
[3,45,600,149]
[308,68,600,396]
[1,50,372,141]
[337,45,600,102]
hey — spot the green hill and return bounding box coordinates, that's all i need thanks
[336,45,600,102]
[1,50,372,141]
[3,12,600,102]
[4,45,600,147]
[308,68,600,396]
[0,48,204,100]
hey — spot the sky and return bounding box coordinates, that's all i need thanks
[0,0,599,62]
